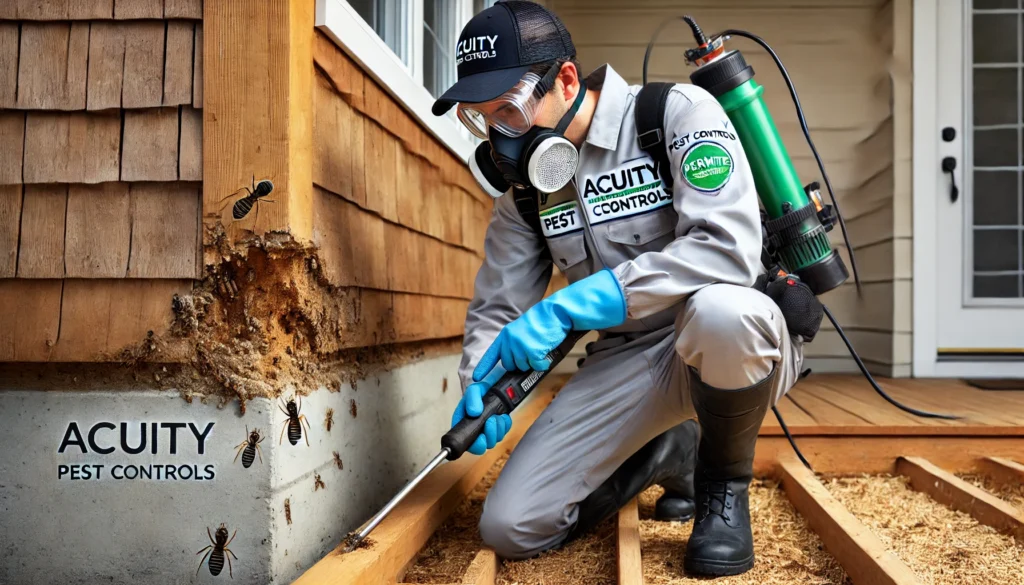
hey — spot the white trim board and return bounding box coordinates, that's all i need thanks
[912,0,940,377]
[315,0,477,163]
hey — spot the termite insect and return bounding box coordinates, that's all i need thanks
[196,523,238,578]
[233,426,264,468]
[218,175,274,223]
[279,396,311,447]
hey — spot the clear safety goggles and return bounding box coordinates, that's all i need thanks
[457,72,545,140]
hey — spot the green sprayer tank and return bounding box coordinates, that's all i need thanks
[689,47,849,294]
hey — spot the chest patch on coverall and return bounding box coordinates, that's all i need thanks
[580,157,672,225]
[539,201,582,238]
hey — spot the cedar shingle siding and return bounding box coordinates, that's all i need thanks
[0,0,202,361]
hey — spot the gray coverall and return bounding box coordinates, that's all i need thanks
[458,64,804,559]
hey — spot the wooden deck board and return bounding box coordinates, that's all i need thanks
[758,375,1024,436]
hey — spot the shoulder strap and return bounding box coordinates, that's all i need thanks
[513,187,552,260]
[634,82,675,190]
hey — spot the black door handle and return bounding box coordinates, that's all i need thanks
[941,156,959,203]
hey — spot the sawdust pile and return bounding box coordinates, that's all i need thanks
[401,454,617,585]
[826,475,1024,584]
[959,473,1024,510]
[107,228,462,408]
[639,483,849,585]
[402,456,507,583]
[496,519,617,585]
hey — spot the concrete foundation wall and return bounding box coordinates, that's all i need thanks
[0,354,462,585]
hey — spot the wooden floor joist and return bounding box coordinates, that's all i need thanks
[777,456,921,585]
[980,456,1024,487]
[617,498,644,585]
[896,456,1024,541]
[460,548,498,585]
[292,387,554,585]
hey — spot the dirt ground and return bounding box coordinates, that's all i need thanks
[825,474,1024,585]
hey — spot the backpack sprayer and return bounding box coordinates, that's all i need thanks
[340,15,959,553]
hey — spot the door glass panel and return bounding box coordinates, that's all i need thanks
[973,69,1018,125]
[970,3,1024,299]
[974,14,1018,63]
[974,171,1020,224]
[975,274,1021,297]
[976,0,1017,8]
[973,228,1019,271]
[974,128,1018,165]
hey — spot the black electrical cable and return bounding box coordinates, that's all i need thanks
[716,29,862,297]
[772,405,812,470]
[823,304,960,420]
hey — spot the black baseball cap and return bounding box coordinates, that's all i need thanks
[431,1,576,116]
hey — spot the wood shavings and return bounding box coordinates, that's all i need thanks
[402,457,508,583]
[497,518,616,585]
[959,473,1024,511]
[826,474,1024,584]
[639,483,849,585]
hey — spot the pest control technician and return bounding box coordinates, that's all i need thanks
[432,1,803,576]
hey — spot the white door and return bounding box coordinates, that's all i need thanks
[935,0,1024,363]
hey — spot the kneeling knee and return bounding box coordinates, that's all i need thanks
[478,501,548,560]
[681,285,771,346]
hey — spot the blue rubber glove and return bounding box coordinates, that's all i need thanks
[450,365,512,456]
[473,269,627,381]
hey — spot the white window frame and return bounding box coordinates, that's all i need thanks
[315,0,479,162]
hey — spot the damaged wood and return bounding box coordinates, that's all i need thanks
[50,279,192,362]
[778,456,921,585]
[292,386,555,585]
[897,456,1024,541]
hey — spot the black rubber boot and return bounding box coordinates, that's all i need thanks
[684,366,775,577]
[567,419,699,540]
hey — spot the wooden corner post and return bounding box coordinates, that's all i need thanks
[204,0,314,245]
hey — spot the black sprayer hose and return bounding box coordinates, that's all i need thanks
[823,304,960,420]
[642,16,688,86]
[717,29,862,297]
[772,405,812,470]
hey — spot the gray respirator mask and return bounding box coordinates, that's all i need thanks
[468,79,587,197]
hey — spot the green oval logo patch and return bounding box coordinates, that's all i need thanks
[681,141,733,193]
